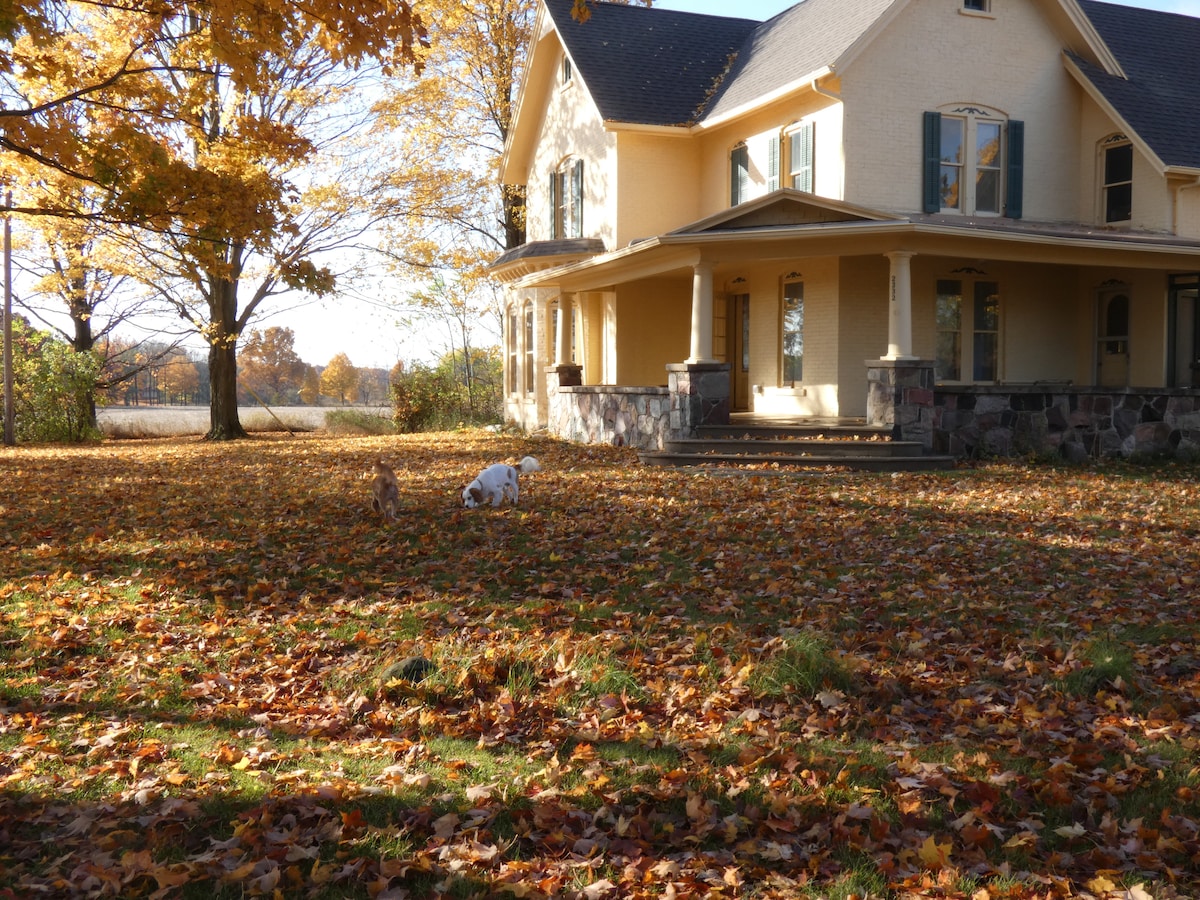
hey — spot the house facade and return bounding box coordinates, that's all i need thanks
[492,0,1200,458]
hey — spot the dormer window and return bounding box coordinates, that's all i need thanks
[1102,136,1133,225]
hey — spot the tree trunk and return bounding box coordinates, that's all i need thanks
[69,293,99,431]
[205,277,247,440]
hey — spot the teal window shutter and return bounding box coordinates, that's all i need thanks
[923,111,941,213]
[571,158,584,238]
[1005,119,1024,219]
[790,123,814,192]
[731,144,749,205]
[768,137,780,192]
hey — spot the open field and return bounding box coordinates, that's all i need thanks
[1,431,1198,899]
[96,406,391,438]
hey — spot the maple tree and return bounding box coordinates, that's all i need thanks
[238,326,307,405]
[1,0,428,442]
[0,0,426,222]
[320,351,360,405]
[0,432,1197,899]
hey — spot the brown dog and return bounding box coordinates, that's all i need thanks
[371,459,400,520]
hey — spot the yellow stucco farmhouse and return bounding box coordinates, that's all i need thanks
[492,0,1200,463]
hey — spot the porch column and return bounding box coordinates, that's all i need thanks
[884,251,917,360]
[552,292,582,388]
[555,293,573,365]
[687,262,716,364]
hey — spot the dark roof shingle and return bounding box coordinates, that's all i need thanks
[543,0,758,126]
[1076,0,1200,169]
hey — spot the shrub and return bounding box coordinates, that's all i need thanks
[10,318,103,443]
[387,346,503,434]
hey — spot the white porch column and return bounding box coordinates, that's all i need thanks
[884,251,917,360]
[555,292,574,365]
[688,262,716,363]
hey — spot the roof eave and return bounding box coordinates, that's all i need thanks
[696,67,834,132]
[1062,51,1166,173]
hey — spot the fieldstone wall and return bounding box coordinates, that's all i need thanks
[931,388,1200,461]
[667,362,731,436]
[546,363,730,450]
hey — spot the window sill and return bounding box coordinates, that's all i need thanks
[958,8,996,19]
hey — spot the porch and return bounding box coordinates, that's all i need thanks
[547,361,1200,465]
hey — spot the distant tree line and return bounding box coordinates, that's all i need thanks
[7,317,502,440]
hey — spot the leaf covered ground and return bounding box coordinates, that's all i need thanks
[1,432,1197,899]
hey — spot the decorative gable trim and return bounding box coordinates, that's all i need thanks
[670,188,902,235]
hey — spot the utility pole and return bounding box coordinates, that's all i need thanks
[3,190,14,446]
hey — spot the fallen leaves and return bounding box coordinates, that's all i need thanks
[0,431,1198,898]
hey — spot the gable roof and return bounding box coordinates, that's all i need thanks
[1072,0,1200,171]
[699,0,897,124]
[543,0,758,127]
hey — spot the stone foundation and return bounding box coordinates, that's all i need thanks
[546,362,730,449]
[931,388,1200,461]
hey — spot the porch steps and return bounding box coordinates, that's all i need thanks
[638,420,956,472]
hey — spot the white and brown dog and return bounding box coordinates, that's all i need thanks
[461,456,541,508]
[371,459,401,520]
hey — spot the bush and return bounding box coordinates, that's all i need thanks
[389,351,502,433]
[9,318,103,443]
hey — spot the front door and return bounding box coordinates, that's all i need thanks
[1095,286,1130,387]
[1167,274,1200,388]
[727,294,750,411]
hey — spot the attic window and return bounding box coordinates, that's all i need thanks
[963,0,990,11]
[561,55,572,85]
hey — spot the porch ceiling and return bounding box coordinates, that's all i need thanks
[508,217,1200,293]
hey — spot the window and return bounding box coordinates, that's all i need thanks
[523,302,535,393]
[561,55,572,85]
[549,158,583,239]
[506,309,519,393]
[782,279,804,384]
[935,279,1000,382]
[963,0,990,10]
[1102,137,1132,224]
[923,110,1023,217]
[730,143,750,205]
[787,122,814,192]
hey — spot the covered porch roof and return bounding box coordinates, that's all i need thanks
[493,191,1200,293]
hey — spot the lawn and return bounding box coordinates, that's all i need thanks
[0,431,1197,899]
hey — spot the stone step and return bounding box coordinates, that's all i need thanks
[638,448,955,472]
[670,437,925,457]
[698,422,890,441]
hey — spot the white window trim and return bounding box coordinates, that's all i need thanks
[935,275,1002,384]
[1098,134,1133,228]
[784,121,815,193]
[937,105,1006,217]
